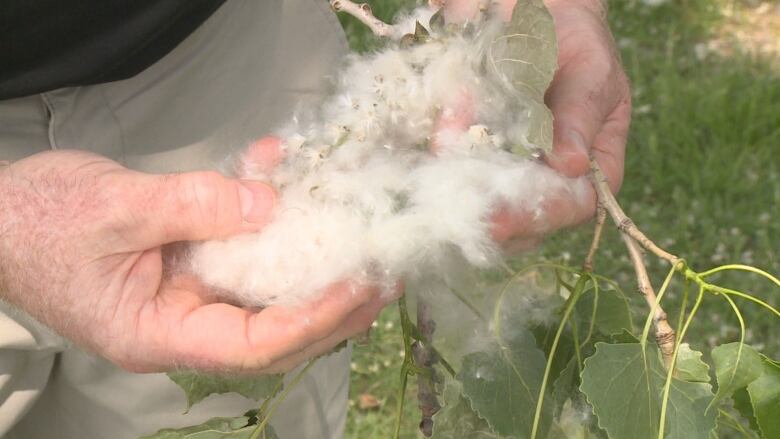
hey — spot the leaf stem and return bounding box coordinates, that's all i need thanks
[675,279,690,345]
[570,313,584,373]
[580,275,599,350]
[705,293,746,414]
[701,285,780,318]
[718,408,757,438]
[251,359,318,439]
[256,378,285,419]
[394,295,415,439]
[450,287,488,322]
[530,274,589,439]
[657,286,705,439]
[699,264,780,286]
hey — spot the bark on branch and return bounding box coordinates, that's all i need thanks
[589,161,680,265]
[330,0,396,38]
[413,298,440,437]
[583,202,607,272]
[589,160,677,368]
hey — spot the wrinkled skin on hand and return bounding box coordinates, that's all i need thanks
[0,0,628,375]
[443,0,631,244]
[0,146,394,374]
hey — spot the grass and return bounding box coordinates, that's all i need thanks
[339,1,780,437]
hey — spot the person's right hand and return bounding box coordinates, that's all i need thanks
[441,0,631,247]
[0,147,391,374]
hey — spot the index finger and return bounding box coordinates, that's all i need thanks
[133,281,379,373]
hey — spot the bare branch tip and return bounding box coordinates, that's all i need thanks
[329,0,396,38]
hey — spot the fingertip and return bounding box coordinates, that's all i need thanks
[240,136,285,177]
[238,180,277,225]
[432,92,475,153]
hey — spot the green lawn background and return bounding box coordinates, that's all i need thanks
[337,1,780,437]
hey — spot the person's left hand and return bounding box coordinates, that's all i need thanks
[441,0,632,244]
[0,142,395,375]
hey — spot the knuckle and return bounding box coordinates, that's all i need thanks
[174,171,228,232]
[183,171,226,207]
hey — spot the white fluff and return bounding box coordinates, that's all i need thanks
[190,8,589,307]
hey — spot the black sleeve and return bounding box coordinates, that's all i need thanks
[0,0,226,100]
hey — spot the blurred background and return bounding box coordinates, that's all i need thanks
[337,1,780,437]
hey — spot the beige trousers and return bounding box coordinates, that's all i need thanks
[0,1,352,437]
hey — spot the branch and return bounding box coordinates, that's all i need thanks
[413,298,440,437]
[589,161,680,265]
[330,0,396,38]
[622,234,676,367]
[589,160,676,368]
[583,202,606,272]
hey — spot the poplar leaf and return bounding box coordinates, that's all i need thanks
[414,21,430,39]
[488,0,557,153]
[711,343,763,405]
[429,9,445,32]
[746,356,780,439]
[457,326,551,438]
[431,380,499,438]
[551,357,579,415]
[575,286,634,337]
[675,343,711,383]
[168,372,284,411]
[580,343,717,439]
[138,416,278,439]
[610,329,640,344]
[732,387,760,433]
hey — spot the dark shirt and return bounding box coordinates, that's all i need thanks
[0,0,225,100]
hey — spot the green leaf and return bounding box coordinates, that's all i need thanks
[432,380,499,438]
[488,0,557,153]
[610,329,640,344]
[457,326,551,438]
[429,8,445,32]
[711,343,763,405]
[414,21,430,39]
[746,356,780,439]
[580,343,717,439]
[551,357,579,416]
[575,286,634,338]
[167,372,283,411]
[138,416,278,439]
[733,387,760,432]
[674,343,711,383]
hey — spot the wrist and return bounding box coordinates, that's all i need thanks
[0,162,12,295]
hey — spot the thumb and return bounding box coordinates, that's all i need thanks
[543,65,607,178]
[136,171,276,245]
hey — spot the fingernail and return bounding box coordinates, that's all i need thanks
[567,130,589,154]
[238,181,276,224]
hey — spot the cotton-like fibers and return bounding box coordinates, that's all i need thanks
[190,6,588,307]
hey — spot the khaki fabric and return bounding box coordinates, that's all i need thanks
[0,1,352,438]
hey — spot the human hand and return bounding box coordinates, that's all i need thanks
[442,0,631,243]
[0,147,391,374]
